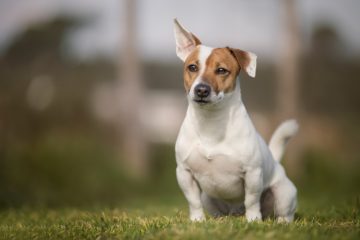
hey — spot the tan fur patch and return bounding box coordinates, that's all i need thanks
[202,48,240,93]
[183,47,201,92]
[226,47,250,72]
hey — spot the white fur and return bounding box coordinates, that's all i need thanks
[174,19,197,61]
[245,52,257,78]
[174,20,298,223]
[269,119,299,162]
[187,46,213,99]
[175,76,298,222]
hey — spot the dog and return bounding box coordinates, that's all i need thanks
[173,19,299,222]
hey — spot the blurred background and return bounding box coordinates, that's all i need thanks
[0,0,359,208]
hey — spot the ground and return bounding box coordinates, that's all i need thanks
[0,194,359,240]
[0,146,359,239]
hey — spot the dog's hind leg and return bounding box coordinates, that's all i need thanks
[201,193,229,217]
[271,177,297,223]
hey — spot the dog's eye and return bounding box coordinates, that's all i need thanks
[215,68,229,75]
[188,64,198,72]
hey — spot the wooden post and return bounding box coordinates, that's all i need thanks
[277,0,302,176]
[117,0,148,178]
[277,0,300,119]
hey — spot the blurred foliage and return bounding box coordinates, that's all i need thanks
[0,133,123,207]
[297,149,360,198]
[0,132,180,208]
[0,18,116,141]
[0,136,359,208]
[302,24,360,115]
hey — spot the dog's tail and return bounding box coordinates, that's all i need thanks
[269,119,299,162]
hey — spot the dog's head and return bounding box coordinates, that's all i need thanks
[174,19,257,106]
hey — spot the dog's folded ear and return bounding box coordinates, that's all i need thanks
[174,19,201,61]
[227,48,257,78]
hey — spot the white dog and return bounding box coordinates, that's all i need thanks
[174,19,299,222]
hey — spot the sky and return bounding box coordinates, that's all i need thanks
[0,0,359,62]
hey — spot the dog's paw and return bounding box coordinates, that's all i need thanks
[277,215,294,223]
[190,210,205,222]
[246,210,262,222]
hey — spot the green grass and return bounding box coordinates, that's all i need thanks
[0,144,359,239]
[0,194,359,240]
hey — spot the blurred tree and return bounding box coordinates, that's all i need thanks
[2,18,70,65]
[302,23,360,115]
[311,24,341,62]
[0,18,76,142]
[0,18,115,141]
[0,17,127,207]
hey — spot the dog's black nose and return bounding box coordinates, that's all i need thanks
[194,84,211,98]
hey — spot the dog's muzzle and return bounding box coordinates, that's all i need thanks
[194,83,211,103]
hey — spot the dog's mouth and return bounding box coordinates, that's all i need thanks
[194,98,210,104]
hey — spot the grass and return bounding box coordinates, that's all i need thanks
[0,194,359,240]
[0,145,359,239]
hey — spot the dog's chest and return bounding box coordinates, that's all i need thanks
[185,142,245,200]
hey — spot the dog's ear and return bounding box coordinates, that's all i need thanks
[227,48,257,78]
[174,19,201,61]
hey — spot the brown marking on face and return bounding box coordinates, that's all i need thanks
[183,46,201,92]
[202,48,240,93]
[226,47,251,73]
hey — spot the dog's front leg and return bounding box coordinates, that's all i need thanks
[176,166,205,221]
[244,168,263,221]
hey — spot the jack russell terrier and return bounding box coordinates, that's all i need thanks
[174,19,299,223]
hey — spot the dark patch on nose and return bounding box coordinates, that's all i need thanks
[194,83,211,98]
